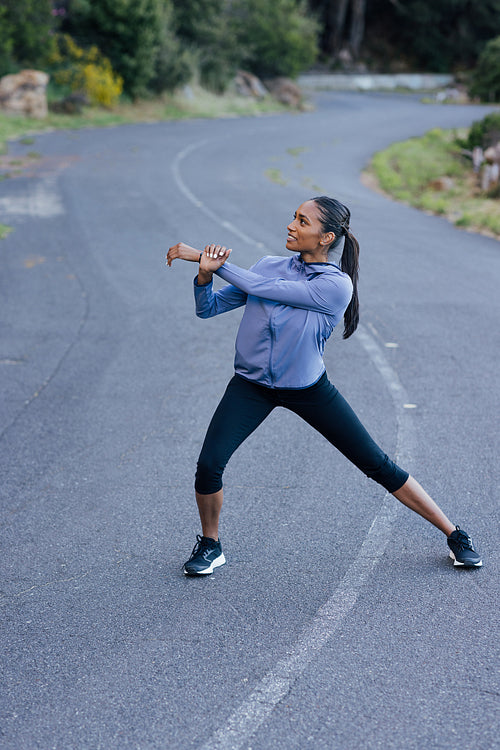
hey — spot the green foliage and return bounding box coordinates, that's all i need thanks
[365,0,500,72]
[370,127,500,238]
[48,34,123,108]
[65,0,188,98]
[172,0,243,93]
[462,113,500,150]
[237,0,319,79]
[172,0,318,92]
[0,0,56,73]
[0,6,15,74]
[470,36,500,103]
[148,2,193,93]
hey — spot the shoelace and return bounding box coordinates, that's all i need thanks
[453,527,474,550]
[190,534,216,557]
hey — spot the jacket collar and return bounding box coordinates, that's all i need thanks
[291,253,339,277]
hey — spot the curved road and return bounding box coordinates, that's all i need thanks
[1,92,499,749]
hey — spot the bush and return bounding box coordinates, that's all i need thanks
[49,34,123,108]
[64,0,171,98]
[0,0,56,72]
[237,0,319,79]
[172,0,319,92]
[470,35,500,103]
[462,112,500,150]
[172,0,243,93]
[149,1,194,94]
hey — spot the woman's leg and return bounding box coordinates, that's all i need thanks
[195,489,224,541]
[194,376,276,539]
[285,375,453,534]
[392,476,454,535]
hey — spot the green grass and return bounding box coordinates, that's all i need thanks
[265,168,288,186]
[0,223,13,239]
[0,85,288,154]
[367,128,500,239]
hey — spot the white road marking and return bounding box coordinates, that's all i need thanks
[171,140,416,750]
[0,176,64,219]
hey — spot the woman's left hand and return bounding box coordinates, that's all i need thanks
[166,242,201,267]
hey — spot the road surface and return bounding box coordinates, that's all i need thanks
[1,91,499,749]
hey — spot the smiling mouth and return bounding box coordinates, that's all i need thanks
[287,234,296,241]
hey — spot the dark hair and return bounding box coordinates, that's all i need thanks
[311,196,359,339]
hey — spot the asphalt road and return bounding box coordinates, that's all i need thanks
[1,92,499,750]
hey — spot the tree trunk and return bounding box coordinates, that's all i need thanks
[349,0,366,58]
[325,0,350,57]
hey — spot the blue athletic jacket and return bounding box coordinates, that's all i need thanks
[193,254,353,389]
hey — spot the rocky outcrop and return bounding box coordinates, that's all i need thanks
[234,70,268,99]
[0,70,50,119]
[263,77,303,108]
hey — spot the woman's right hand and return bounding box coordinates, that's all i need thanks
[197,244,232,285]
[200,244,232,272]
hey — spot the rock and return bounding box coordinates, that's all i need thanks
[0,69,50,119]
[484,142,500,164]
[429,176,455,191]
[233,71,268,99]
[481,162,499,191]
[263,77,303,108]
[435,86,469,104]
[49,92,89,115]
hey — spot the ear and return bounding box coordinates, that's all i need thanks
[320,231,335,246]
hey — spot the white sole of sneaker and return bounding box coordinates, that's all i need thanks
[449,551,482,567]
[183,552,226,576]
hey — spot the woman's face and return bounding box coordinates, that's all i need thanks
[286,201,333,258]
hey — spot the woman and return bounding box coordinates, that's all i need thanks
[166,196,482,574]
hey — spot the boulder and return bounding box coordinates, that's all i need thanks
[0,70,50,119]
[234,70,268,99]
[263,77,303,108]
[49,92,89,115]
[484,142,500,164]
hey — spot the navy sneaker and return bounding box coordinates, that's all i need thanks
[447,526,482,568]
[183,535,226,576]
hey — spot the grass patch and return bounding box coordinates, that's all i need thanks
[265,168,288,186]
[366,127,500,239]
[0,86,288,155]
[0,223,13,239]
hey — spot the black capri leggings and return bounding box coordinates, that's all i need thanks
[195,373,409,495]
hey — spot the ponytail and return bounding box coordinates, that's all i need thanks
[310,196,360,339]
[340,230,359,339]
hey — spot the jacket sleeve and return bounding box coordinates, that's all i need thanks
[193,275,247,318]
[215,261,353,315]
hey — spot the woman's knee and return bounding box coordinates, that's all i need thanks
[365,454,409,493]
[194,453,224,495]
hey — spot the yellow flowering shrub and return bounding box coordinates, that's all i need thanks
[48,34,123,108]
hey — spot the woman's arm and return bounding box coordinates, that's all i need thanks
[215,261,353,315]
[167,242,230,286]
[167,242,247,317]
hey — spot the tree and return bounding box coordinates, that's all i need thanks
[237,0,319,79]
[65,0,180,97]
[470,36,500,103]
[0,0,55,72]
[310,0,367,60]
[365,0,500,71]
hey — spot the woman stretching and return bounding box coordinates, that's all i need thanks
[166,196,482,574]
